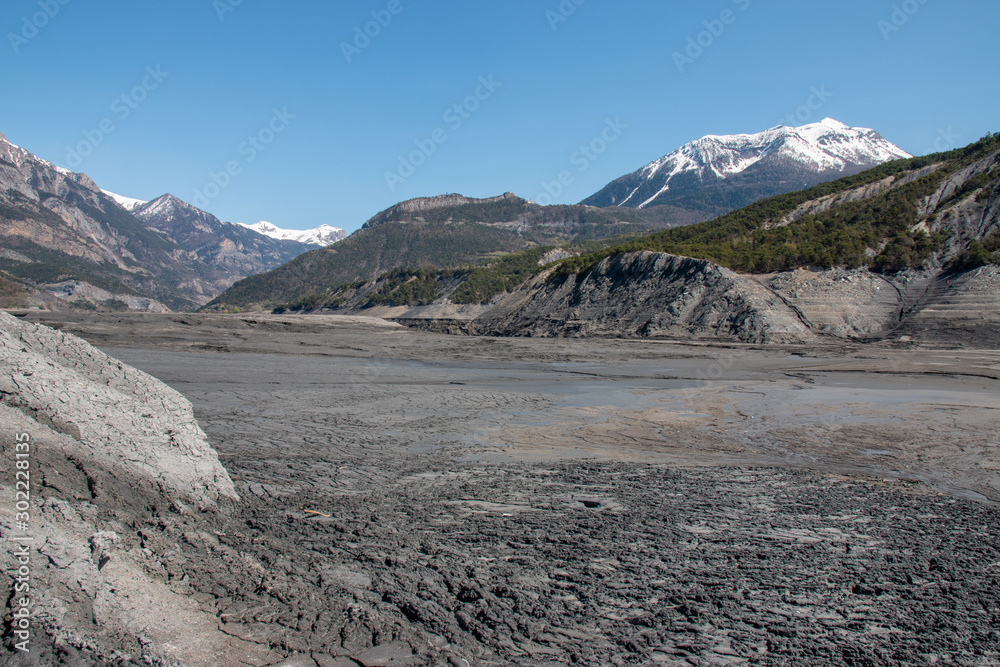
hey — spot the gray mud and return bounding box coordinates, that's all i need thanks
[11,311,1000,666]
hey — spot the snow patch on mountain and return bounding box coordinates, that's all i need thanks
[101,190,148,211]
[239,221,347,247]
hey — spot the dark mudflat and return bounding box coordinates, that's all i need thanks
[15,311,1000,666]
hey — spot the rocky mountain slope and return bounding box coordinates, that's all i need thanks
[0,132,318,310]
[206,193,676,311]
[467,136,999,344]
[132,194,314,280]
[300,135,999,347]
[467,256,997,346]
[470,251,815,342]
[0,270,71,310]
[582,118,911,218]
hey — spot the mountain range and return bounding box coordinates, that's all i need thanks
[2,119,923,314]
[271,133,1000,346]
[205,193,678,310]
[469,133,1000,345]
[209,119,912,311]
[0,132,336,310]
[102,190,347,247]
[582,118,911,217]
[238,220,347,247]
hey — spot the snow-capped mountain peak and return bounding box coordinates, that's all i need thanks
[101,189,148,211]
[134,193,193,220]
[1,132,73,177]
[238,221,347,247]
[585,118,912,211]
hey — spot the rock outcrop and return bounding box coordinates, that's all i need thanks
[361,192,522,228]
[0,310,235,504]
[755,268,905,339]
[893,265,1000,346]
[471,251,817,343]
[0,311,242,664]
[465,254,1000,345]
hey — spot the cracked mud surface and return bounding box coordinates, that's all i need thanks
[13,312,1000,666]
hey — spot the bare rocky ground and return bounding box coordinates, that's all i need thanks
[4,312,1000,666]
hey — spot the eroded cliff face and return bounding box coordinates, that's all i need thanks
[892,265,1000,346]
[470,252,817,343]
[754,268,906,340]
[466,253,1000,346]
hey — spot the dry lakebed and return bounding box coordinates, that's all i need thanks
[8,311,1000,667]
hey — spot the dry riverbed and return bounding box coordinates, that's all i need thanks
[13,311,1000,666]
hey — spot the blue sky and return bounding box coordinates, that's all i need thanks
[1,1,997,232]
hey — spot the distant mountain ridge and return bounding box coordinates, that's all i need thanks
[361,193,522,229]
[100,190,345,249]
[0,132,318,310]
[1,117,917,313]
[239,220,347,247]
[205,193,678,311]
[206,121,917,313]
[131,194,316,277]
[297,134,1000,347]
[583,118,911,216]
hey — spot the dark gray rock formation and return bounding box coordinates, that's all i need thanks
[471,251,816,343]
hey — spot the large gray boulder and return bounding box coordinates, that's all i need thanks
[0,310,236,505]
